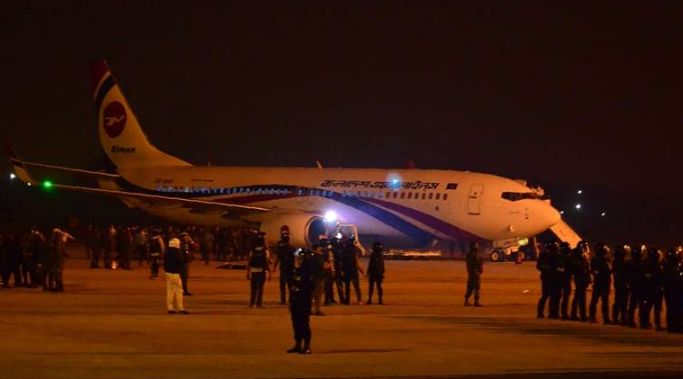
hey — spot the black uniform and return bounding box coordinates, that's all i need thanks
[5,235,23,288]
[537,246,560,319]
[331,239,346,304]
[149,234,163,279]
[180,235,193,295]
[248,246,269,308]
[625,248,642,327]
[367,246,385,305]
[275,238,295,304]
[589,249,612,324]
[46,233,65,292]
[611,246,629,325]
[662,250,683,334]
[638,251,663,329]
[465,245,483,306]
[570,248,591,321]
[555,246,572,319]
[288,259,312,354]
[340,242,362,304]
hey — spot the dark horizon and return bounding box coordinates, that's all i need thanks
[2,2,682,246]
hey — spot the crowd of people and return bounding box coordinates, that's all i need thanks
[534,241,683,334]
[0,227,74,291]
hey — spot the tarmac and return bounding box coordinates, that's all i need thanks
[1,247,683,379]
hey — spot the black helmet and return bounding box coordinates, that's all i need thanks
[594,243,610,256]
[560,242,571,254]
[546,242,560,253]
[256,237,266,247]
[648,247,662,262]
[280,234,290,243]
[372,242,383,252]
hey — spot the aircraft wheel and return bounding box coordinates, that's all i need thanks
[490,250,502,262]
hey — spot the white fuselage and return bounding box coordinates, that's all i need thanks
[106,165,561,248]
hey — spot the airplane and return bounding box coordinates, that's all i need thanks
[8,60,581,257]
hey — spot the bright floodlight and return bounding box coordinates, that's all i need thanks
[560,210,564,215]
[10,173,16,180]
[324,210,338,223]
[577,190,583,194]
[601,212,606,217]
[575,203,582,210]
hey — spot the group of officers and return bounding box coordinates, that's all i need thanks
[535,241,683,333]
[0,227,74,292]
[240,232,386,354]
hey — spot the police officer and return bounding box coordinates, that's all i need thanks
[288,249,312,354]
[5,234,23,288]
[119,227,133,270]
[320,239,336,306]
[367,241,386,305]
[247,236,271,308]
[569,241,591,322]
[330,236,347,304]
[309,243,326,315]
[149,230,164,279]
[611,244,630,326]
[537,242,559,319]
[626,244,645,327]
[639,247,664,330]
[179,232,195,296]
[274,234,295,305]
[24,228,44,288]
[589,243,612,324]
[464,241,483,307]
[557,242,572,320]
[340,237,364,305]
[662,247,683,333]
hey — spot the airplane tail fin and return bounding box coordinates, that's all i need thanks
[90,60,190,169]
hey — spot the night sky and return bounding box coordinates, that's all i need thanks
[1,2,682,245]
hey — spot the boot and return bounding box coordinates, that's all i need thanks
[474,298,483,307]
[300,339,311,354]
[287,340,302,353]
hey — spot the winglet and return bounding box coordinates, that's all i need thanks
[5,140,37,185]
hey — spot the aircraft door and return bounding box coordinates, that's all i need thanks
[468,183,484,215]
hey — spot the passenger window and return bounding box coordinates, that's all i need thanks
[393,192,398,199]
[443,194,448,200]
[436,193,441,200]
[407,192,412,199]
[429,193,433,200]
[422,193,426,200]
[400,192,405,199]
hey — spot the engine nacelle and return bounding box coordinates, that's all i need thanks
[259,214,329,247]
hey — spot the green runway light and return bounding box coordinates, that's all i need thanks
[43,180,53,189]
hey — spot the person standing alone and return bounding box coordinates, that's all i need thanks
[164,237,188,315]
[464,242,483,307]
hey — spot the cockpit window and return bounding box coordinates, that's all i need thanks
[501,192,539,201]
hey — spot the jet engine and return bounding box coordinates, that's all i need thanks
[259,214,328,247]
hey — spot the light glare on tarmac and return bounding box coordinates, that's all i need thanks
[1,247,683,379]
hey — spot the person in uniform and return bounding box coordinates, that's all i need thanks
[134,228,148,266]
[662,247,683,334]
[626,244,645,327]
[638,247,664,329]
[199,227,214,265]
[5,234,23,288]
[165,236,188,314]
[309,243,326,315]
[570,241,591,322]
[366,242,386,305]
[274,234,295,305]
[611,244,630,326]
[321,239,337,306]
[90,227,103,268]
[340,237,364,305]
[537,242,559,318]
[179,231,195,296]
[287,248,312,354]
[557,242,573,320]
[330,236,347,305]
[464,241,483,307]
[119,227,133,270]
[149,230,165,279]
[589,243,612,324]
[247,236,271,308]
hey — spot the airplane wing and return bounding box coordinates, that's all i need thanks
[50,182,270,215]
